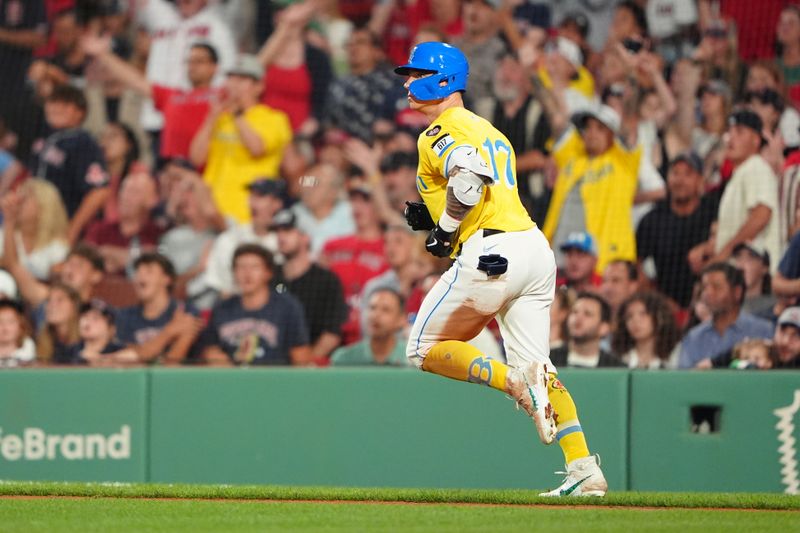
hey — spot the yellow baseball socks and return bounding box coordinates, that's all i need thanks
[422,340,591,464]
[547,376,590,464]
[422,340,510,392]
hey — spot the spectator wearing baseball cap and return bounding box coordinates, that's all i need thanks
[558,11,603,82]
[544,102,639,276]
[203,177,286,297]
[319,177,390,344]
[189,53,292,223]
[637,151,716,309]
[704,109,782,273]
[556,232,602,293]
[774,306,800,369]
[539,36,595,110]
[673,75,730,182]
[732,241,775,320]
[744,88,789,172]
[272,209,348,363]
[644,0,697,63]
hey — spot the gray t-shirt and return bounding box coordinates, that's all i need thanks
[552,182,587,266]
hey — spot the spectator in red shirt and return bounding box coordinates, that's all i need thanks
[83,33,219,161]
[257,0,333,135]
[320,181,388,344]
[369,0,433,67]
[83,170,162,275]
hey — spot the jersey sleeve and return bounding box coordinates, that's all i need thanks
[742,161,778,211]
[151,85,174,112]
[553,128,583,169]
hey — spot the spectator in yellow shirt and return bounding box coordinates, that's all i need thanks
[542,104,640,273]
[190,54,292,223]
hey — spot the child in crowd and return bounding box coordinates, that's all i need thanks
[730,338,778,370]
[0,299,35,368]
[63,299,131,366]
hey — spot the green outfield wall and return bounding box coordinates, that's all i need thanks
[0,368,798,493]
[629,371,800,493]
[0,370,149,482]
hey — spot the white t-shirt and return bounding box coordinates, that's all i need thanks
[780,107,800,149]
[716,154,783,272]
[0,231,68,280]
[646,0,698,40]
[203,224,279,295]
[291,200,356,258]
[136,0,237,131]
[0,337,36,368]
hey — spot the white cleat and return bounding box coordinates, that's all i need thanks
[508,362,557,445]
[539,455,608,497]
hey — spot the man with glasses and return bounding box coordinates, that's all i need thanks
[83,35,219,161]
[132,0,236,146]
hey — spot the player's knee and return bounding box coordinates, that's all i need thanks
[405,340,429,370]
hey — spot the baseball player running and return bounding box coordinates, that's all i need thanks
[395,42,607,497]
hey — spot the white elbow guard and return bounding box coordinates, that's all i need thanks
[445,145,494,182]
[444,145,494,207]
[449,168,486,206]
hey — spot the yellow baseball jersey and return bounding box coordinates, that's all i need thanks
[416,106,534,255]
[203,104,292,223]
[542,128,641,273]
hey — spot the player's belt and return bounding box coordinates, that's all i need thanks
[482,228,505,237]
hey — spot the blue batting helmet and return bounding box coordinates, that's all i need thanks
[394,42,469,101]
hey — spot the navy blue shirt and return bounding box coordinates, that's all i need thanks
[0,0,46,91]
[779,231,800,279]
[116,299,195,348]
[199,291,310,365]
[60,340,127,365]
[29,128,108,216]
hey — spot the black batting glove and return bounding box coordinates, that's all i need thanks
[425,225,454,257]
[404,201,436,231]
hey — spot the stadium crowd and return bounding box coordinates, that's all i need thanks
[0,0,799,371]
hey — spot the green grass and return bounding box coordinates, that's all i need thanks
[0,481,797,510]
[0,498,797,533]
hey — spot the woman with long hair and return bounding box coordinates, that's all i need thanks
[36,282,81,365]
[99,121,141,223]
[612,291,681,369]
[0,179,69,280]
